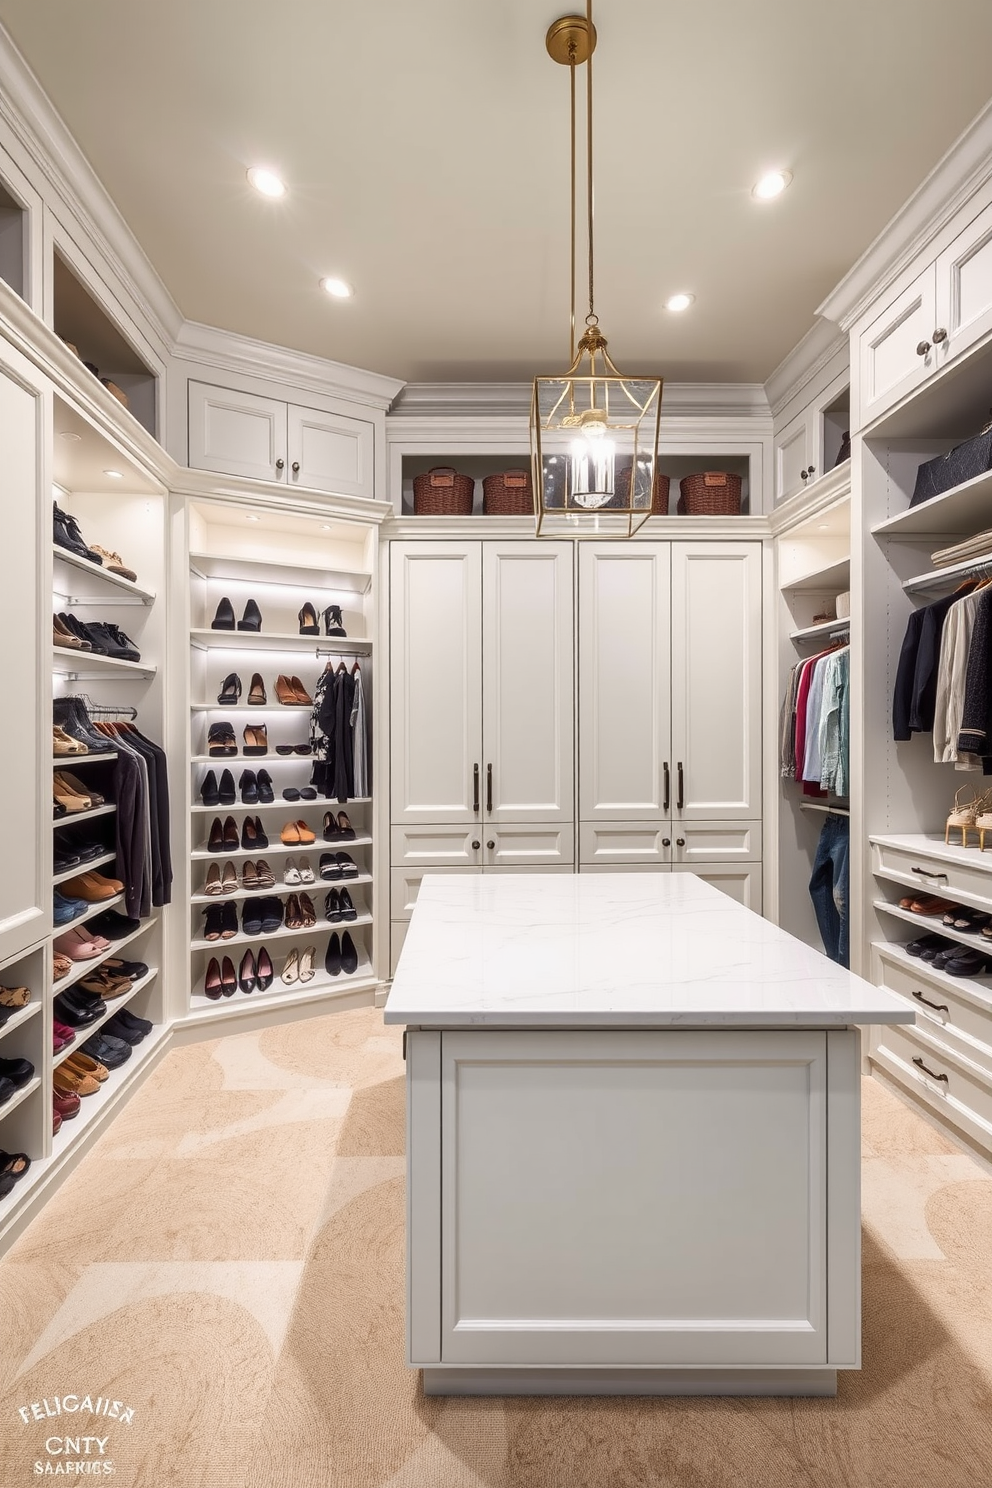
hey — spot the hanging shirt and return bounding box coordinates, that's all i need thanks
[802,654,830,783]
[933,589,986,768]
[819,647,850,798]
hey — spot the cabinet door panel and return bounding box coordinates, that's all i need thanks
[439,1029,826,1366]
[188,382,286,481]
[775,411,812,503]
[287,403,374,498]
[579,821,671,865]
[672,863,762,913]
[674,821,762,863]
[390,544,482,824]
[858,268,936,424]
[484,823,574,867]
[935,199,992,368]
[579,545,670,820]
[483,544,573,823]
[671,543,761,820]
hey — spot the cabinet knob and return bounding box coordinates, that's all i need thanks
[800,469,809,482]
[471,840,480,850]
[275,458,285,470]
[292,461,300,474]
[932,327,948,344]
[487,840,495,850]
[661,838,671,848]
[916,340,931,357]
[806,464,816,476]
[676,837,686,847]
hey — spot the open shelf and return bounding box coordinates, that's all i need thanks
[0,178,26,300]
[0,1077,42,1124]
[54,850,116,886]
[903,551,992,595]
[53,892,124,934]
[0,1002,41,1044]
[189,961,376,1011]
[191,701,316,713]
[190,914,372,953]
[52,751,118,766]
[52,544,156,603]
[780,556,851,593]
[53,646,156,680]
[52,802,116,829]
[789,616,852,644]
[53,916,158,993]
[53,968,159,1068]
[871,467,992,537]
[874,900,992,955]
[871,939,992,993]
[191,754,317,766]
[53,250,157,437]
[189,629,371,653]
[191,835,371,861]
[189,552,370,595]
[190,874,371,905]
[190,798,370,814]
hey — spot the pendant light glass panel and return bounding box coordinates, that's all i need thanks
[531,372,662,538]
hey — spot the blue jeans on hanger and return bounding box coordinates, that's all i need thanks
[808,812,849,967]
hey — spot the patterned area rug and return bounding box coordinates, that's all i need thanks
[1,1007,991,1487]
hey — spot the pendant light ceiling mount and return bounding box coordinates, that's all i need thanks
[531,6,663,539]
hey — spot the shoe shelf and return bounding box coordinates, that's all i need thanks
[52,803,116,828]
[873,900,992,956]
[52,646,156,680]
[191,836,372,861]
[188,963,377,1013]
[52,968,159,1071]
[0,1075,42,1125]
[50,1025,169,1159]
[191,754,317,766]
[189,551,371,596]
[53,916,159,993]
[779,556,851,593]
[53,851,116,886]
[189,915,372,953]
[52,751,118,766]
[189,629,372,654]
[54,892,124,934]
[190,798,371,814]
[0,1001,41,1044]
[872,940,992,993]
[52,545,156,604]
[190,702,315,713]
[789,616,852,644]
[871,468,992,538]
[190,874,372,905]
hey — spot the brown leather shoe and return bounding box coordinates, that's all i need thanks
[53,614,92,651]
[289,676,313,705]
[59,872,121,902]
[62,1052,109,1083]
[247,672,267,705]
[274,675,300,706]
[58,772,105,807]
[53,772,92,812]
[54,1065,100,1097]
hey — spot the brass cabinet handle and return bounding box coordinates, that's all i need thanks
[486,763,493,814]
[473,763,480,814]
[916,340,932,357]
[913,1055,949,1083]
[676,761,684,812]
[663,761,670,814]
[912,989,949,1015]
[932,327,948,343]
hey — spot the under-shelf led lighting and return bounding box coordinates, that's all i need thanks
[247,166,286,199]
[752,170,792,200]
[59,431,82,442]
[103,469,123,480]
[664,293,695,313]
[320,277,354,300]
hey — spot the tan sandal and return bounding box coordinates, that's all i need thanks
[53,772,92,812]
[53,725,87,756]
[946,786,982,846]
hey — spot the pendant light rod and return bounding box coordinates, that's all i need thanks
[585,0,595,328]
[546,12,598,361]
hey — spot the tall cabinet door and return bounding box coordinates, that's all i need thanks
[482,543,573,823]
[0,340,48,963]
[578,545,671,821]
[390,543,482,825]
[670,542,761,821]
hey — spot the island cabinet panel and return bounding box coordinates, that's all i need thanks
[427,1029,830,1368]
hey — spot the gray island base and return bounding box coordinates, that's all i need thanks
[384,873,913,1396]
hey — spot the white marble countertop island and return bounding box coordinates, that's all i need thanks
[384,872,914,1029]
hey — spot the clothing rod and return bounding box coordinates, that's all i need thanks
[800,801,850,818]
[905,552,992,594]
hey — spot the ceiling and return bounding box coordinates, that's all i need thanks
[4,0,992,386]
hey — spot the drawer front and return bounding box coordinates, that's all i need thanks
[486,823,575,867]
[872,840,992,910]
[873,1019,992,1148]
[675,821,762,864]
[873,946,992,1076]
[580,821,671,865]
[391,825,483,869]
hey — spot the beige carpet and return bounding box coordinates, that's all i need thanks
[1,1007,992,1486]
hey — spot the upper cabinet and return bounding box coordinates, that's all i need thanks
[933,198,992,372]
[773,365,850,505]
[188,380,375,498]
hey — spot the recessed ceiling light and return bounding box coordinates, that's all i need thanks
[247,166,286,198]
[245,514,261,522]
[665,293,695,313]
[320,277,354,299]
[753,170,792,201]
[320,524,333,531]
[59,431,82,442]
[103,469,123,479]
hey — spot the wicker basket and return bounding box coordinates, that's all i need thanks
[677,471,742,515]
[412,466,475,516]
[615,464,671,514]
[482,469,533,515]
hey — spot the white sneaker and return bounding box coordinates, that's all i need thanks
[283,856,301,886]
[298,857,315,884]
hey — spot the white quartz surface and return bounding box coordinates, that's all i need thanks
[384,873,915,1028]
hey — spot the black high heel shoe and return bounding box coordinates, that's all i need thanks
[217,673,242,705]
[323,604,347,637]
[256,947,274,991]
[238,950,257,994]
[256,769,274,804]
[299,602,319,636]
[238,598,262,632]
[211,597,235,631]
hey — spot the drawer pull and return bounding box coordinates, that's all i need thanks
[911,866,949,881]
[912,989,949,1015]
[912,1055,949,1083]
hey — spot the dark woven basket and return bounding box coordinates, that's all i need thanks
[412,466,475,516]
[677,471,742,515]
[615,464,671,514]
[482,469,533,515]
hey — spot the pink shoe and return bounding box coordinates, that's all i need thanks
[52,928,101,960]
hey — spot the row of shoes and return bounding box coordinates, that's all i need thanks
[201,768,280,806]
[54,613,141,661]
[206,724,311,758]
[52,911,141,976]
[204,931,360,998]
[905,934,992,976]
[201,888,359,941]
[946,788,992,850]
[53,698,119,757]
[52,1009,153,1124]
[54,826,112,876]
[53,725,94,757]
[0,1147,31,1201]
[205,814,357,852]
[0,1052,35,1108]
[217,673,313,706]
[210,597,347,637]
[0,982,30,1030]
[54,871,125,925]
[53,769,109,816]
[54,958,147,1027]
[53,503,138,580]
[899,893,992,935]
[202,860,276,894]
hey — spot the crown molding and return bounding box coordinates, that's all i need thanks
[763,321,848,419]
[818,97,992,332]
[175,320,405,412]
[391,381,771,421]
[0,23,182,355]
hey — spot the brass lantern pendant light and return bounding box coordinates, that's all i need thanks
[531,6,663,538]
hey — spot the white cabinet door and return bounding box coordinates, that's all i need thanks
[775,408,813,503]
[858,267,937,425]
[578,544,671,820]
[389,544,482,825]
[670,543,761,821]
[287,402,374,499]
[482,543,573,823]
[188,381,287,481]
[935,198,992,370]
[436,1029,827,1366]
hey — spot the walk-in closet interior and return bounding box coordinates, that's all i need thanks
[5,0,992,1473]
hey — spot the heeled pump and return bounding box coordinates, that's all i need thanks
[323,604,346,637]
[211,597,235,631]
[298,602,319,636]
[238,598,262,632]
[946,787,986,847]
[217,672,242,705]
